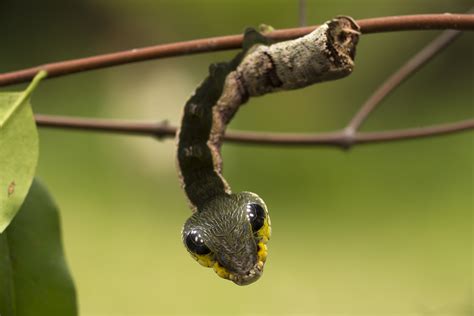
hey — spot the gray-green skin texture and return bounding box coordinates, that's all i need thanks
[182,192,268,285]
[178,16,360,285]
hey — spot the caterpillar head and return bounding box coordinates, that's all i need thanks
[182,192,271,285]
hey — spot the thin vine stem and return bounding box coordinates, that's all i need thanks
[299,0,307,27]
[34,114,474,148]
[1,14,473,87]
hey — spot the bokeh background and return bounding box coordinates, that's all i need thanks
[1,1,472,315]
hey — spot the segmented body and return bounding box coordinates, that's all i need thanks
[177,17,360,285]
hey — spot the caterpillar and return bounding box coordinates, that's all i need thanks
[177,16,360,285]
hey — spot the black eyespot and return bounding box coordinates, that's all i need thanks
[185,230,211,255]
[246,203,266,232]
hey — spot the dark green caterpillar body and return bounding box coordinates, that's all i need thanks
[177,17,360,285]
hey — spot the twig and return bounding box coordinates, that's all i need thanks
[35,115,474,148]
[299,0,307,27]
[1,14,473,87]
[224,119,474,146]
[345,28,463,133]
[35,114,175,138]
[345,6,474,132]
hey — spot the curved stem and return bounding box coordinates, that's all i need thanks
[346,29,463,132]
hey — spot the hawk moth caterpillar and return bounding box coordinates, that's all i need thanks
[177,16,360,285]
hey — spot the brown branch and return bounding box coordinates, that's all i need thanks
[35,114,474,148]
[223,119,474,146]
[1,14,473,87]
[346,6,474,132]
[345,28,463,133]
[35,114,176,138]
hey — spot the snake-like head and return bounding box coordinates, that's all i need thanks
[182,192,271,285]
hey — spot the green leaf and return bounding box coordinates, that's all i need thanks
[0,179,78,316]
[0,71,47,232]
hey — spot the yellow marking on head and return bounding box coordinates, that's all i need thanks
[213,262,230,279]
[257,214,271,243]
[257,242,268,262]
[193,253,215,268]
[187,201,271,284]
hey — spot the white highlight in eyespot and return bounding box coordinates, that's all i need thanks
[190,229,205,244]
[246,204,256,221]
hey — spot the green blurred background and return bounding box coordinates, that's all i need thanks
[1,1,472,315]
